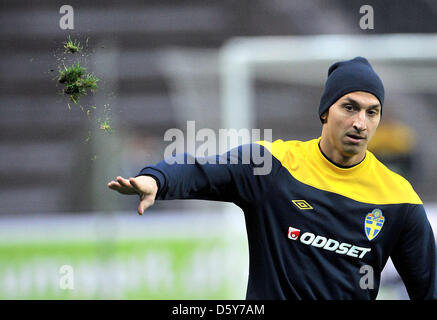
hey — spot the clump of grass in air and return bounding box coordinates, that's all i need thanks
[98,117,113,134]
[58,62,85,84]
[58,62,99,104]
[64,36,82,53]
[97,104,113,133]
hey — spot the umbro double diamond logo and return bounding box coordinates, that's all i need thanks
[292,200,313,210]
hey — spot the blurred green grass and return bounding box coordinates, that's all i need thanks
[0,237,245,299]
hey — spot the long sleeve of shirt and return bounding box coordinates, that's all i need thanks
[136,143,274,208]
[390,204,437,299]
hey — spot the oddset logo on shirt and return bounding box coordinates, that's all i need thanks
[288,227,301,240]
[286,225,371,259]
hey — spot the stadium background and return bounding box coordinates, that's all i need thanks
[0,0,437,299]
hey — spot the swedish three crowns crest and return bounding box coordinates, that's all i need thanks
[365,209,385,241]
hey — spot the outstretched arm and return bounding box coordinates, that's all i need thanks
[136,143,274,204]
[108,143,275,215]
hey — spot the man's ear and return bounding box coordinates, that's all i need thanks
[320,111,328,124]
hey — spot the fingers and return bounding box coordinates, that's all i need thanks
[108,176,155,214]
[117,176,143,195]
[107,177,137,195]
[137,198,153,215]
[117,176,132,188]
[137,192,156,215]
[129,177,143,194]
[137,201,145,215]
[107,180,122,191]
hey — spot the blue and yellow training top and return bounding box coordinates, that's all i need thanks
[138,138,437,300]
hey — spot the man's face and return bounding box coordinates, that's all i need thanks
[321,91,381,159]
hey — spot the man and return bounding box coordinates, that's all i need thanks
[108,57,437,299]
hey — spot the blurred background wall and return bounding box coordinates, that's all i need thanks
[0,0,436,299]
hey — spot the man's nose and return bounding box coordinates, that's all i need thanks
[353,110,367,131]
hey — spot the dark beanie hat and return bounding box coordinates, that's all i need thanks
[318,56,384,122]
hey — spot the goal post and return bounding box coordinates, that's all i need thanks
[219,33,437,135]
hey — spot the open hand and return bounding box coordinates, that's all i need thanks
[107,176,158,215]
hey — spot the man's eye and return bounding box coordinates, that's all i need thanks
[344,104,354,111]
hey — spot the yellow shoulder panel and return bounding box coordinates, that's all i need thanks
[256,139,291,162]
[256,139,422,205]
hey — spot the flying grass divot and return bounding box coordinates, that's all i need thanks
[56,36,113,136]
[97,104,113,134]
[98,118,113,134]
[63,36,83,54]
[58,63,99,104]
[57,36,99,105]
